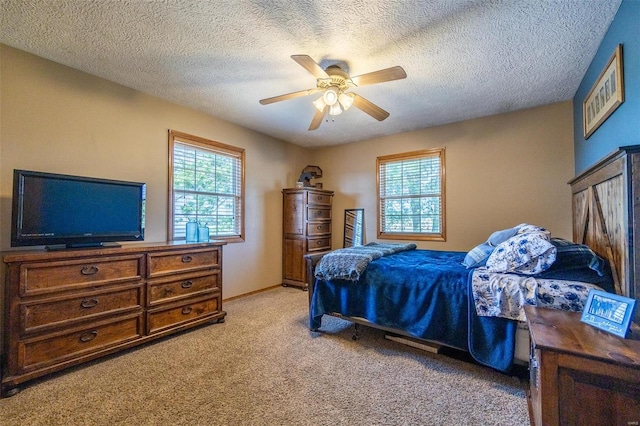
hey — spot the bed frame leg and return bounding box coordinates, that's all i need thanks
[352,323,361,341]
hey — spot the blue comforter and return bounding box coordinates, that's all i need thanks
[309,249,517,372]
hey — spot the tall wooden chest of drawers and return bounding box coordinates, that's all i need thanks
[282,188,333,290]
[1,241,225,397]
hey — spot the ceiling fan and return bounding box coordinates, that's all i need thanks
[259,55,407,131]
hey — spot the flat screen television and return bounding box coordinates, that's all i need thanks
[11,169,146,249]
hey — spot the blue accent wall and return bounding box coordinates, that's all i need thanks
[573,0,640,174]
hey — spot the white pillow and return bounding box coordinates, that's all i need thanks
[486,231,557,275]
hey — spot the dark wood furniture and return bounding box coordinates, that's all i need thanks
[282,188,333,290]
[569,145,640,323]
[1,241,226,397]
[343,208,364,247]
[525,305,640,426]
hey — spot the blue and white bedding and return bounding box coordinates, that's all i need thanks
[471,268,606,321]
[468,226,615,321]
[310,249,520,372]
[310,226,614,373]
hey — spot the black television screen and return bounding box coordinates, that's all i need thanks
[11,169,145,249]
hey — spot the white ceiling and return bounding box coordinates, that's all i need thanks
[0,0,622,148]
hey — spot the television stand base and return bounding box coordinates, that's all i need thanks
[45,242,122,251]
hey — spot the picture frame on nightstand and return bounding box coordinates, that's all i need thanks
[580,289,636,338]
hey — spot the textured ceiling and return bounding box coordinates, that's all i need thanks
[0,0,622,148]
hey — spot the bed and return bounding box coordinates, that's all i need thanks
[306,226,615,373]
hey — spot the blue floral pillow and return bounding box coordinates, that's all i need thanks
[462,225,520,268]
[486,231,557,275]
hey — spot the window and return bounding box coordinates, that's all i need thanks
[377,148,445,241]
[169,130,245,242]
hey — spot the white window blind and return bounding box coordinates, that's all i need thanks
[169,131,244,241]
[377,148,445,241]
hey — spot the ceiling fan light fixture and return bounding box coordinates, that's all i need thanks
[328,103,342,116]
[322,87,339,106]
[313,96,326,112]
[338,92,355,111]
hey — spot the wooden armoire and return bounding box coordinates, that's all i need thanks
[282,188,333,290]
[569,145,640,324]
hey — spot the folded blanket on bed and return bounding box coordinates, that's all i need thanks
[314,242,417,281]
[471,267,605,321]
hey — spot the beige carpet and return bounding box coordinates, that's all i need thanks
[0,287,530,425]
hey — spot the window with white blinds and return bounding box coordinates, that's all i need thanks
[377,148,445,241]
[169,130,245,242]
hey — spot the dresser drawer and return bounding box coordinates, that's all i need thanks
[20,255,143,296]
[345,226,355,240]
[306,191,332,206]
[21,285,143,334]
[147,248,220,278]
[18,314,143,371]
[307,222,331,236]
[307,207,331,221]
[148,272,219,306]
[308,236,331,252]
[147,297,220,334]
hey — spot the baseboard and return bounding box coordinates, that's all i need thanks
[223,284,282,302]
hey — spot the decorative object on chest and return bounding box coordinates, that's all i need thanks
[282,188,333,290]
[525,305,640,426]
[1,242,226,397]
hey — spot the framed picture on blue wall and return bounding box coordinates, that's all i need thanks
[583,44,624,139]
[581,289,636,338]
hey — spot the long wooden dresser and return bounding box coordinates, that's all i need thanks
[282,188,333,290]
[1,241,226,397]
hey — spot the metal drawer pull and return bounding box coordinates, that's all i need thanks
[181,255,193,263]
[80,298,99,308]
[181,281,193,289]
[79,330,98,342]
[316,225,323,230]
[181,306,193,315]
[80,266,99,275]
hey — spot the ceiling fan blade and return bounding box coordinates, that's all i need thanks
[308,106,327,131]
[291,55,329,79]
[351,66,407,87]
[353,95,390,121]
[259,88,320,105]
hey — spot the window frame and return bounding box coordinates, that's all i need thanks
[168,130,245,243]
[376,148,446,242]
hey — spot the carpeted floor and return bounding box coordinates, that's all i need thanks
[0,287,530,425]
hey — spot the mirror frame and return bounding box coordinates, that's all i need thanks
[343,209,365,247]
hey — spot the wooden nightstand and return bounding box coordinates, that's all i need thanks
[525,306,640,426]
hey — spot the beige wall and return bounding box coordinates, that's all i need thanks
[0,45,310,299]
[312,101,575,251]
[1,44,576,293]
